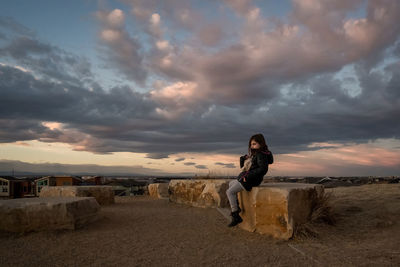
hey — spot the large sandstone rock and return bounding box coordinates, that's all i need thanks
[169,179,230,208]
[238,183,324,240]
[0,197,100,232]
[40,186,114,205]
[148,183,169,199]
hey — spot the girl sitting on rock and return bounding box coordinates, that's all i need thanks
[226,133,273,227]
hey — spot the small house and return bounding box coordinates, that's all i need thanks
[16,177,36,198]
[0,176,36,198]
[0,176,15,198]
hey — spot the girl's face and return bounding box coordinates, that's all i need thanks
[250,139,261,150]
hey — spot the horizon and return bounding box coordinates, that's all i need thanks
[1,1,400,177]
[1,158,399,178]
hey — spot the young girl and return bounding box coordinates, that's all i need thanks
[226,133,272,227]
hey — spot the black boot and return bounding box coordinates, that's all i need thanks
[228,211,243,227]
[236,200,241,213]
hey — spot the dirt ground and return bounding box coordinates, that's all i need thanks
[1,183,399,266]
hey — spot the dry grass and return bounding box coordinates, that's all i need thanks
[293,191,336,239]
[310,191,336,225]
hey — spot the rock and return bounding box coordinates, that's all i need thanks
[0,197,100,233]
[238,183,324,240]
[39,186,114,205]
[148,183,169,199]
[169,179,230,208]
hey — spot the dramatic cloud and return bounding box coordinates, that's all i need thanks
[96,9,147,83]
[0,18,94,87]
[275,140,400,176]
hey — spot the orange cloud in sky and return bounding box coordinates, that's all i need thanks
[15,141,31,147]
[42,121,63,130]
[272,141,400,176]
[316,144,400,167]
[170,140,400,177]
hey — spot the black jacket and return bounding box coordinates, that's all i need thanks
[238,151,269,191]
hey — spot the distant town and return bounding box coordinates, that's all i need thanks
[0,175,179,199]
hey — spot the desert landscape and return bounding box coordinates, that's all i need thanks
[1,183,399,266]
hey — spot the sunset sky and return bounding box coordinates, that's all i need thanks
[1,0,400,177]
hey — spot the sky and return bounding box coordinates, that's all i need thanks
[0,0,400,177]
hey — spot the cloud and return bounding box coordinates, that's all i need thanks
[222,0,254,16]
[197,24,225,46]
[0,16,35,37]
[0,28,93,86]
[150,81,204,119]
[215,162,236,169]
[96,9,147,84]
[271,140,400,176]
[184,162,196,166]
[175,157,185,162]
[0,118,62,143]
[1,47,400,159]
[195,165,207,169]
[127,0,203,30]
[145,152,170,159]
[290,0,400,67]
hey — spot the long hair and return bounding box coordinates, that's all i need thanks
[248,133,269,156]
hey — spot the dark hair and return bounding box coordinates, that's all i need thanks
[248,133,269,156]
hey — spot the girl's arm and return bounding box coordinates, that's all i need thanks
[247,152,268,177]
[240,154,249,168]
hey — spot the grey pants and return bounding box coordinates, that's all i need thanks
[226,180,245,212]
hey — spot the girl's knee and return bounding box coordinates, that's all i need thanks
[226,187,233,196]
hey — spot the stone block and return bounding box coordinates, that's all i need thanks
[39,186,114,205]
[169,179,230,208]
[238,183,324,240]
[0,197,100,233]
[148,183,169,198]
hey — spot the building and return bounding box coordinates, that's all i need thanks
[0,176,14,198]
[35,176,83,195]
[0,176,36,198]
[16,177,36,198]
[81,176,105,185]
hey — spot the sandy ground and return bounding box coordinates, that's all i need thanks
[1,183,400,266]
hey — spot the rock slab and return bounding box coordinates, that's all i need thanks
[238,183,324,240]
[148,183,169,199]
[0,197,100,232]
[169,179,230,208]
[40,186,115,205]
